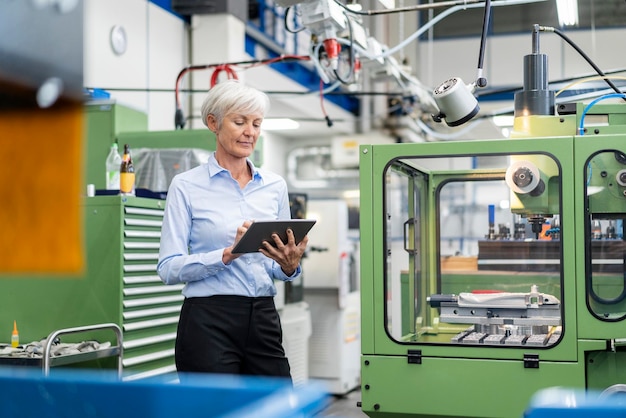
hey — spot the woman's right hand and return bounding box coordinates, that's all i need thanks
[222,220,253,264]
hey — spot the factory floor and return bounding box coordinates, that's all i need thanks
[315,386,369,417]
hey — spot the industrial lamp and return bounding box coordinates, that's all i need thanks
[432,78,480,127]
[431,0,491,127]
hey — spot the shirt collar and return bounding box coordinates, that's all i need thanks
[207,152,262,181]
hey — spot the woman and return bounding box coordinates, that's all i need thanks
[157,80,308,380]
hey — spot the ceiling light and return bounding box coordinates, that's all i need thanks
[556,0,579,27]
[262,118,300,131]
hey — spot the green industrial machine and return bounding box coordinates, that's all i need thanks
[358,100,626,417]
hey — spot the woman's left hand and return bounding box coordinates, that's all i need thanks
[259,228,308,276]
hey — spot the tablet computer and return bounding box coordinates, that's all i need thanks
[232,219,316,254]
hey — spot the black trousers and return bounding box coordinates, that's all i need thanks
[175,295,291,381]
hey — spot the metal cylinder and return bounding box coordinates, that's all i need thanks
[514,29,554,117]
[523,54,549,91]
[514,53,555,116]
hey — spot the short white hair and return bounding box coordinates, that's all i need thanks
[200,80,270,128]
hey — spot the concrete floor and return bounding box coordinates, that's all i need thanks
[315,387,369,417]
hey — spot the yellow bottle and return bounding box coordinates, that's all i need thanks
[119,143,135,196]
[11,320,19,348]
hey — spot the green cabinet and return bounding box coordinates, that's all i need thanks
[87,195,181,379]
[84,102,148,190]
[0,196,182,379]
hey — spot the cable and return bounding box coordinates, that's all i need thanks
[334,36,438,111]
[310,42,331,84]
[476,0,492,87]
[319,79,333,127]
[371,0,546,60]
[333,0,481,16]
[209,65,238,87]
[540,26,624,98]
[578,93,626,135]
[241,54,310,69]
[284,7,305,33]
[173,55,310,129]
[333,12,356,85]
[555,75,626,97]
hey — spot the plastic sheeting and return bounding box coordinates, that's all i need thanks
[133,148,211,193]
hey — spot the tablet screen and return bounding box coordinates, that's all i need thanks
[232,219,316,254]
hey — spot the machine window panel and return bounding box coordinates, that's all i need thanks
[384,163,423,340]
[383,153,564,348]
[585,150,626,321]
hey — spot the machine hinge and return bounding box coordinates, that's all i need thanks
[408,350,422,364]
[609,338,626,352]
[524,354,540,368]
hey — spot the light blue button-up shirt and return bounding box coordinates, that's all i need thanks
[157,152,300,298]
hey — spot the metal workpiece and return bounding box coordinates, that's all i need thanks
[439,303,560,327]
[453,287,560,308]
[431,287,561,346]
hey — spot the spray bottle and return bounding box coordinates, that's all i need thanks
[11,320,19,348]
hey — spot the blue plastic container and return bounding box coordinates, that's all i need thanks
[524,387,626,418]
[0,367,330,417]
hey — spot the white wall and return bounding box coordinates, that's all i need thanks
[147,5,189,131]
[261,131,290,175]
[187,14,247,130]
[83,0,188,131]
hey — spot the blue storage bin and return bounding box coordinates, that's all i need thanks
[0,367,330,417]
[524,387,626,418]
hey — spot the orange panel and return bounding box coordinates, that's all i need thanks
[0,104,84,274]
